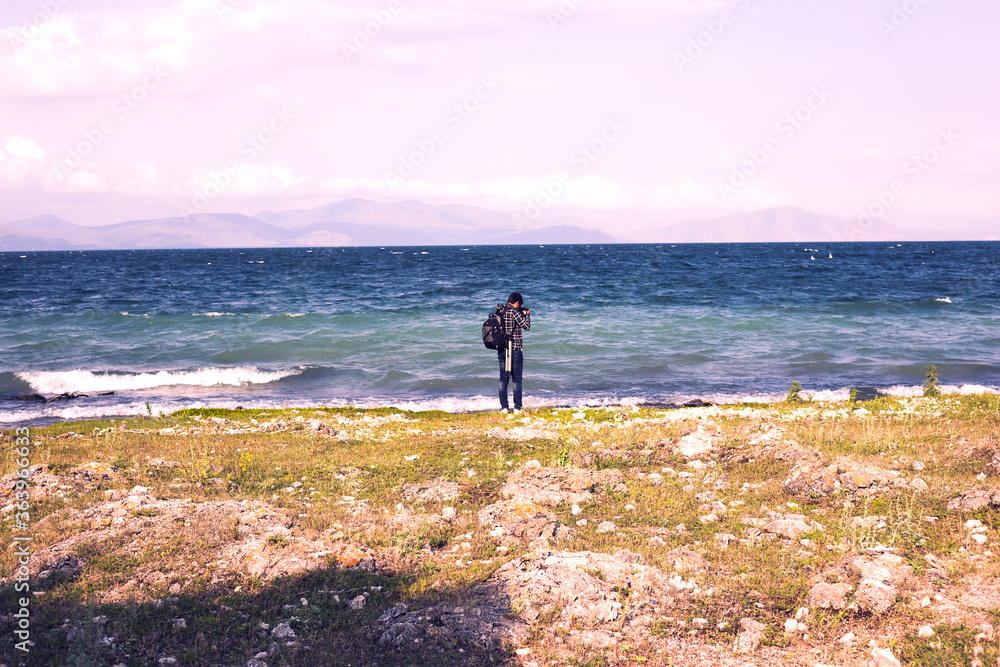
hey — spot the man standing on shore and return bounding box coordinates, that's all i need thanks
[498,292,530,414]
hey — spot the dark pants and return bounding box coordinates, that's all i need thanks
[498,348,523,410]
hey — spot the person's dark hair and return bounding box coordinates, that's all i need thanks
[507,292,523,306]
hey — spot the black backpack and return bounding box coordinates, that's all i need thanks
[481,308,507,350]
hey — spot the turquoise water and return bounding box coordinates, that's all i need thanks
[1,242,998,424]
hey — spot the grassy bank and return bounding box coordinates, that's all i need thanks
[2,394,1000,666]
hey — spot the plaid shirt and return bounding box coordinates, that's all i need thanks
[497,303,530,351]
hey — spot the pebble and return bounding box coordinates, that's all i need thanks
[918,625,934,638]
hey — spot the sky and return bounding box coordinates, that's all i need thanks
[0,0,998,231]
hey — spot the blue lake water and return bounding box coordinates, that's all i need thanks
[1,242,998,425]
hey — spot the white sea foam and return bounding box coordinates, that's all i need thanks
[16,366,300,394]
[935,297,952,303]
[194,312,237,317]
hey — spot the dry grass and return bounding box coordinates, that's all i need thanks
[1,394,999,665]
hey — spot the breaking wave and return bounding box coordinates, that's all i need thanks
[16,366,300,395]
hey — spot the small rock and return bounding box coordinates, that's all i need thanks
[271,622,296,639]
[691,618,709,629]
[839,631,856,645]
[918,625,934,638]
[871,646,901,667]
[571,504,582,516]
[172,618,186,629]
[784,618,798,634]
[596,521,616,534]
[441,507,456,520]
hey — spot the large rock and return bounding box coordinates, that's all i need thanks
[490,549,676,647]
[375,548,681,655]
[734,618,766,654]
[478,498,566,544]
[0,464,62,505]
[947,488,1000,512]
[673,423,721,458]
[70,461,122,487]
[849,553,913,614]
[784,457,911,499]
[500,463,625,506]
[401,478,462,503]
[806,582,853,610]
[375,602,527,653]
[763,517,813,540]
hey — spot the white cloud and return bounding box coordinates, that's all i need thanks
[5,134,45,161]
[0,134,47,184]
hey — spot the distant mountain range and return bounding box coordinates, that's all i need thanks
[0,200,995,250]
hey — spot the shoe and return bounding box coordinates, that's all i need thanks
[500,408,509,414]
[512,409,521,415]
